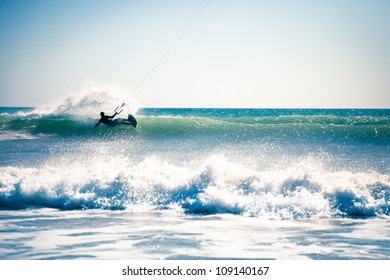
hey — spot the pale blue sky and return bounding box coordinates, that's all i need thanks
[0,0,389,108]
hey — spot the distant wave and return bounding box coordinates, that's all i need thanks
[1,155,389,219]
[1,110,389,143]
[137,114,390,140]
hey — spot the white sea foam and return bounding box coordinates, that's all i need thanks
[0,131,37,141]
[0,154,388,218]
[9,81,139,119]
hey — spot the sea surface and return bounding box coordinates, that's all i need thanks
[0,97,389,259]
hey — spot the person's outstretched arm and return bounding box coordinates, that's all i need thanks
[108,112,118,119]
[94,120,101,128]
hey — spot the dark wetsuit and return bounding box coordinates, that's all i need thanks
[94,113,117,128]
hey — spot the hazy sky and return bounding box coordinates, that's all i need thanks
[1,0,389,108]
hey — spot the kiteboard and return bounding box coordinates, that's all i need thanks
[113,114,137,128]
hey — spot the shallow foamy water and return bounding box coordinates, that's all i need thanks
[0,209,388,260]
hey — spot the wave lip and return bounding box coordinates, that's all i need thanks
[1,156,389,219]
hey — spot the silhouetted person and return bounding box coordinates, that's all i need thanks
[94,112,118,128]
[94,111,137,128]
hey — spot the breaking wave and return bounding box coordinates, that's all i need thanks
[1,155,389,219]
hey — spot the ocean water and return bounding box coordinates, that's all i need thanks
[0,95,389,260]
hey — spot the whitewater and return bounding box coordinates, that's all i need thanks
[0,90,389,259]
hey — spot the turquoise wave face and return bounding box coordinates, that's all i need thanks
[0,111,135,137]
[1,108,389,144]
